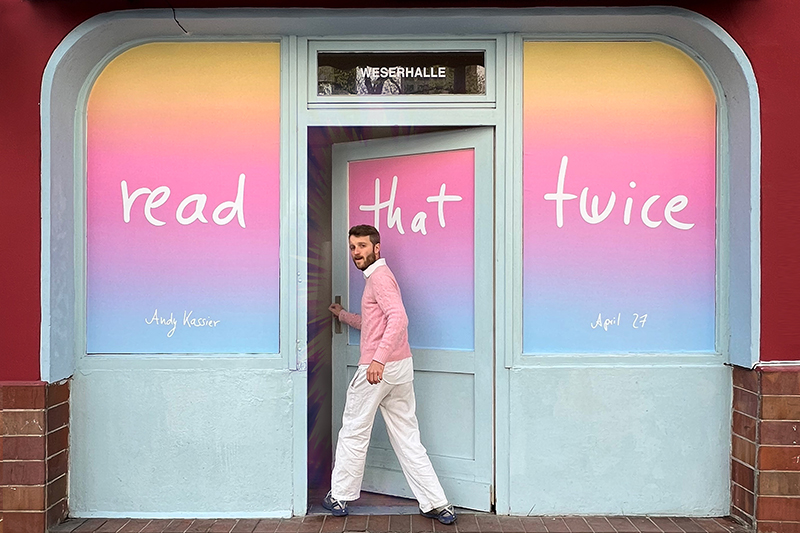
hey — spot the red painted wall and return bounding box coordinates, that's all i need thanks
[723,2,800,363]
[1,0,798,381]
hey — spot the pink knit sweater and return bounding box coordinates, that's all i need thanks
[338,264,413,366]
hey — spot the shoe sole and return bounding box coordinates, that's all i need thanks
[420,511,456,525]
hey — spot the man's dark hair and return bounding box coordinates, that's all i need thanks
[349,224,380,245]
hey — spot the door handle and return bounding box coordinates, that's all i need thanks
[334,295,342,334]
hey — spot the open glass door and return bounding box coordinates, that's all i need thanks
[331,128,494,512]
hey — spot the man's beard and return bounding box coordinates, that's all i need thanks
[354,251,377,271]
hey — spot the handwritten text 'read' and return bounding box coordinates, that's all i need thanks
[145,309,221,338]
[121,173,247,227]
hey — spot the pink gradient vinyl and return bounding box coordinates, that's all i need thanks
[348,149,475,350]
[523,42,717,353]
[86,42,281,353]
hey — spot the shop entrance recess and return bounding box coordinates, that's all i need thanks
[331,129,494,512]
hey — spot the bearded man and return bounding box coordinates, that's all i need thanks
[325,224,456,525]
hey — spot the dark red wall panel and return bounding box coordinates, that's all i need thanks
[0,2,87,381]
[712,2,800,362]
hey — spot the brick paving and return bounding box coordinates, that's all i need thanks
[49,516,749,533]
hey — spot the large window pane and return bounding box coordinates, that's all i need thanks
[523,42,717,354]
[86,42,281,354]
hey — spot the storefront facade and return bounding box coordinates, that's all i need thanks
[1,3,798,533]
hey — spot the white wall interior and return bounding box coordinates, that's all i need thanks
[508,365,731,515]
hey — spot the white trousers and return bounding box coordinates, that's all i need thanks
[331,366,448,513]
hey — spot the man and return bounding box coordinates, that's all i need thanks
[325,224,456,525]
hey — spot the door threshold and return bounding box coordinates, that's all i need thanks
[307,491,487,516]
[308,491,420,516]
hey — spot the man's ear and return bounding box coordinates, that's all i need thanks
[374,242,381,258]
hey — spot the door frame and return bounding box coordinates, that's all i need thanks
[296,35,512,513]
[329,128,496,510]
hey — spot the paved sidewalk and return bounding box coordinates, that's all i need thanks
[49,515,749,533]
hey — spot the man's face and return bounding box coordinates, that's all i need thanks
[349,235,380,271]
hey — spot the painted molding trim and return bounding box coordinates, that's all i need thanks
[754,361,800,370]
[40,7,760,383]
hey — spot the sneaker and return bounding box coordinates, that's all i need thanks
[420,503,456,525]
[322,490,348,517]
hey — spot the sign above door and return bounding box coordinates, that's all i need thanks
[307,40,496,106]
[317,51,486,96]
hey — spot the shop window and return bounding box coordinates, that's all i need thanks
[85,42,281,354]
[522,41,717,354]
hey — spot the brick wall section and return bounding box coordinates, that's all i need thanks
[732,367,760,526]
[757,370,800,533]
[1,380,70,533]
[45,381,70,529]
[1,387,3,533]
[731,367,800,533]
